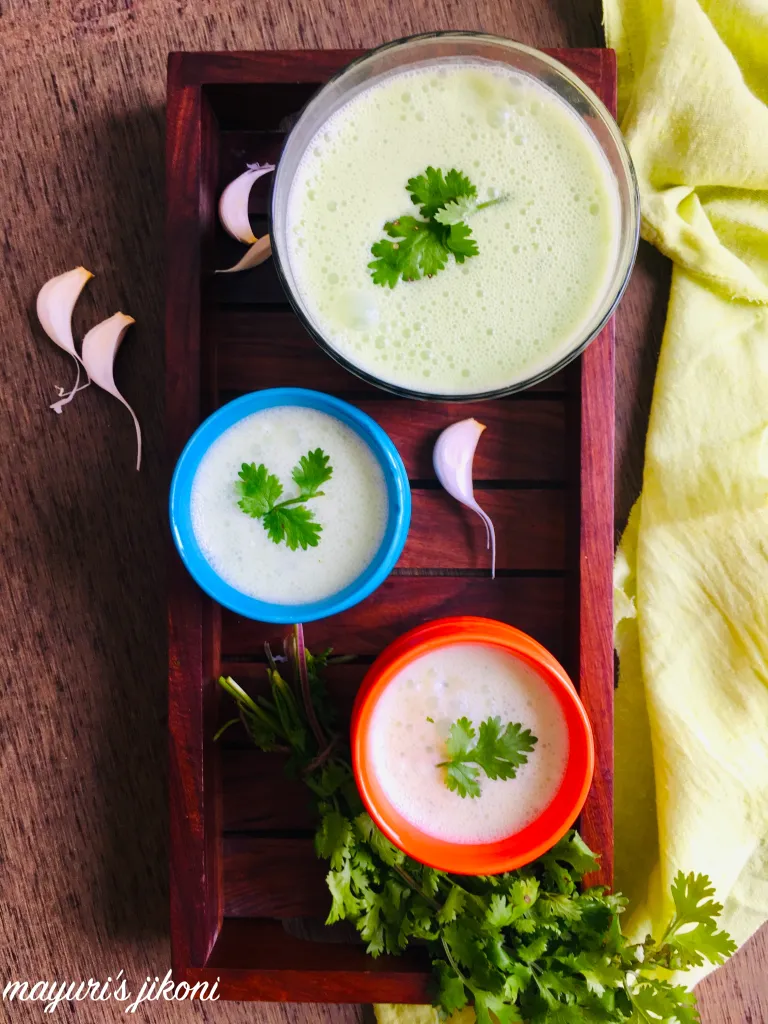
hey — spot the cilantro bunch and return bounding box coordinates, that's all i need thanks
[438,716,538,799]
[369,167,503,288]
[217,628,736,1024]
[235,448,332,551]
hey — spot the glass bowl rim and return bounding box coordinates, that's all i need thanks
[269,31,640,401]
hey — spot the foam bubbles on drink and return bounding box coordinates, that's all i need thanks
[369,643,570,844]
[190,407,389,605]
[285,62,620,395]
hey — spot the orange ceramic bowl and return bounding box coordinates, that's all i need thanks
[351,616,595,875]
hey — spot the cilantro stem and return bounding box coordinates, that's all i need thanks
[660,914,680,946]
[441,937,471,986]
[389,862,441,911]
[264,641,280,673]
[293,623,327,751]
[249,694,288,739]
[627,992,654,1024]
[303,737,340,776]
[272,493,324,510]
[212,717,240,742]
[475,196,505,212]
[435,873,485,914]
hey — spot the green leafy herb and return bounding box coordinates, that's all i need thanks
[290,448,334,496]
[217,627,736,1024]
[437,715,538,799]
[235,448,332,551]
[369,166,504,288]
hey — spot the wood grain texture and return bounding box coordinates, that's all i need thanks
[0,0,764,1022]
[567,321,615,888]
[220,577,566,660]
[166,51,221,973]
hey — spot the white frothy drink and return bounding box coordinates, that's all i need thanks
[190,406,388,605]
[369,642,569,843]
[285,61,620,395]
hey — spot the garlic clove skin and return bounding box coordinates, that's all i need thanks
[218,163,275,244]
[433,418,486,504]
[36,266,94,413]
[215,234,272,274]
[81,312,142,472]
[433,418,496,579]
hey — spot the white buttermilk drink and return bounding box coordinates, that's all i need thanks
[190,406,388,605]
[285,61,621,395]
[369,642,569,843]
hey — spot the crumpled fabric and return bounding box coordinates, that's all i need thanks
[606,0,768,986]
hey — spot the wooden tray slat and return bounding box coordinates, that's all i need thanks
[222,750,316,831]
[224,837,328,918]
[214,395,568,481]
[403,489,565,569]
[354,401,567,480]
[214,395,568,483]
[202,919,431,1004]
[215,258,289,304]
[223,764,312,830]
[220,576,566,659]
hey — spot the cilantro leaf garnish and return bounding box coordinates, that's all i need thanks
[369,217,451,288]
[235,448,333,551]
[437,715,538,798]
[234,463,283,518]
[263,504,322,551]
[216,626,737,1024]
[434,194,488,226]
[407,166,477,219]
[291,447,333,497]
[368,166,503,288]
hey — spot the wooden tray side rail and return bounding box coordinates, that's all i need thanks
[167,48,616,1001]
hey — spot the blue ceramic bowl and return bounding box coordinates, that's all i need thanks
[169,388,411,623]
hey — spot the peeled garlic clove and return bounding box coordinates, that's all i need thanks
[81,312,142,471]
[218,163,275,244]
[215,234,272,274]
[36,266,93,413]
[433,418,496,578]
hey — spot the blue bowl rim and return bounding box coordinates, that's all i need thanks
[169,388,412,623]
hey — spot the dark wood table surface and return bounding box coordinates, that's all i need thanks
[0,1,765,1021]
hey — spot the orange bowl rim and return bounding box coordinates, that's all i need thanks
[351,616,595,875]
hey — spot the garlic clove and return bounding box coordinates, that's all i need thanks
[36,266,94,413]
[215,234,273,274]
[218,163,275,244]
[433,418,496,578]
[81,312,142,471]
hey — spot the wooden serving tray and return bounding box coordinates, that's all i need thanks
[166,47,616,1003]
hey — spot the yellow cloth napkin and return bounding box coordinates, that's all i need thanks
[607,0,768,985]
[377,6,768,1019]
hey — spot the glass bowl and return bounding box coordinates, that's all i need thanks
[270,32,639,401]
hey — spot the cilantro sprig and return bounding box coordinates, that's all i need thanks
[437,715,538,799]
[369,167,503,288]
[235,448,332,551]
[217,627,736,1024]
